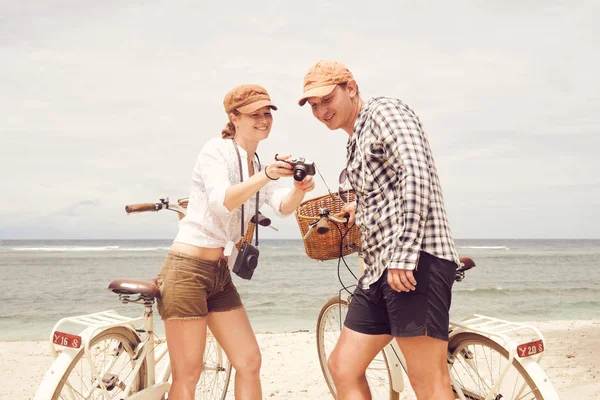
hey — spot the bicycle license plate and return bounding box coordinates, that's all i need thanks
[52,331,82,349]
[517,339,544,357]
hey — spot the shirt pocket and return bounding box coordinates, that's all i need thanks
[365,141,386,160]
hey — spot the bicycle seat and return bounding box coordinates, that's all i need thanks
[108,278,160,298]
[459,257,475,269]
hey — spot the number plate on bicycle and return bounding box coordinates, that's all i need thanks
[52,331,82,349]
[517,339,544,357]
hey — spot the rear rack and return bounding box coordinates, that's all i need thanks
[48,310,143,358]
[450,314,546,364]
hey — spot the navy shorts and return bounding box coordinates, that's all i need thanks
[344,251,457,341]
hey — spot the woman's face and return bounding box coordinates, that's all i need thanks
[232,106,273,141]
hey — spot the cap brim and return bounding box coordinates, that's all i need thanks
[237,99,278,114]
[298,84,337,106]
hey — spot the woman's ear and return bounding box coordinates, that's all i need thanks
[229,112,240,125]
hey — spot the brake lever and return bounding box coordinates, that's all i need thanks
[303,222,317,240]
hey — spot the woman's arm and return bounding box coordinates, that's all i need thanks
[223,160,294,211]
[278,176,315,215]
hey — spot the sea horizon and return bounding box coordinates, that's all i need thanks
[2,238,599,342]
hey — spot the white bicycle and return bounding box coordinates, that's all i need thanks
[34,197,232,400]
[304,207,560,400]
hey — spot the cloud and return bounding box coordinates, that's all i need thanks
[1,0,599,239]
[54,200,99,217]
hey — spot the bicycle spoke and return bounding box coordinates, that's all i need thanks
[52,330,142,400]
[195,336,231,400]
[449,335,543,400]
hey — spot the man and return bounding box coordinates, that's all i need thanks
[299,60,460,400]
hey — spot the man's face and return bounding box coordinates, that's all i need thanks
[306,85,352,131]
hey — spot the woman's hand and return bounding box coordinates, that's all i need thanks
[265,155,293,180]
[293,176,315,192]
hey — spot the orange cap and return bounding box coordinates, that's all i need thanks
[224,84,278,114]
[298,60,354,106]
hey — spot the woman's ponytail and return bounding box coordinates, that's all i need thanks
[221,121,236,139]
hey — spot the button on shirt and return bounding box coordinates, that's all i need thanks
[347,97,460,290]
[174,138,291,263]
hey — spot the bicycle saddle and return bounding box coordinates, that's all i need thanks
[108,278,160,298]
[459,257,475,270]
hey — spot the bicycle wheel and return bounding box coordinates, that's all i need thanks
[448,332,544,400]
[196,331,232,400]
[51,327,146,399]
[163,331,232,400]
[316,296,399,400]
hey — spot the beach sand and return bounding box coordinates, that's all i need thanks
[1,320,598,399]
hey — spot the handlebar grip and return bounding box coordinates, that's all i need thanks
[125,203,158,214]
[337,212,350,223]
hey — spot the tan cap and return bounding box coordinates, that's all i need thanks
[298,60,354,106]
[224,84,277,114]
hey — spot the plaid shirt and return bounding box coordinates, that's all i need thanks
[347,97,460,290]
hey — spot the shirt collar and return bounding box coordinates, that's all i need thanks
[347,97,376,150]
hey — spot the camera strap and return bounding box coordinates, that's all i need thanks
[232,139,260,246]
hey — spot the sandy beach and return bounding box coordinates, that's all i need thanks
[2,320,598,399]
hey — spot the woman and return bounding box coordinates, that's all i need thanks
[157,84,314,399]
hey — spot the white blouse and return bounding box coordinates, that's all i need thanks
[174,137,291,263]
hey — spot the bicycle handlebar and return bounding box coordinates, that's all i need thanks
[303,206,476,282]
[125,203,160,214]
[303,209,350,239]
[125,197,187,219]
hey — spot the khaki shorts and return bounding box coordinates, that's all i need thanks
[157,251,243,320]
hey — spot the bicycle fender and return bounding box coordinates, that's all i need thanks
[34,326,97,400]
[383,344,405,393]
[127,382,171,400]
[516,357,560,399]
[33,347,81,400]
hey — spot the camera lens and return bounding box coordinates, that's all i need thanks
[294,166,307,181]
[246,254,258,270]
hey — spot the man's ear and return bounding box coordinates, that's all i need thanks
[347,79,359,98]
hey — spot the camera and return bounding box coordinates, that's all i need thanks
[232,242,260,280]
[283,157,316,181]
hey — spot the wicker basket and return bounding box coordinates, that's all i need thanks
[295,192,361,261]
[177,197,255,250]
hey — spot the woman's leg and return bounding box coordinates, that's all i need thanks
[164,318,208,400]
[208,307,261,400]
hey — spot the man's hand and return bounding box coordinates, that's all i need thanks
[387,269,417,292]
[342,201,357,225]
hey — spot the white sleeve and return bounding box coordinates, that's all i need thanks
[264,177,292,217]
[194,141,231,216]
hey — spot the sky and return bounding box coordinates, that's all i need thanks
[1,0,599,240]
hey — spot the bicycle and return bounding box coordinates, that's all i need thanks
[299,204,560,400]
[34,197,231,400]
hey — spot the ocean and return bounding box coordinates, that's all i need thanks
[1,239,599,341]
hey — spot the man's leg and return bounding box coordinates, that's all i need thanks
[385,252,457,400]
[329,326,392,400]
[395,335,453,400]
